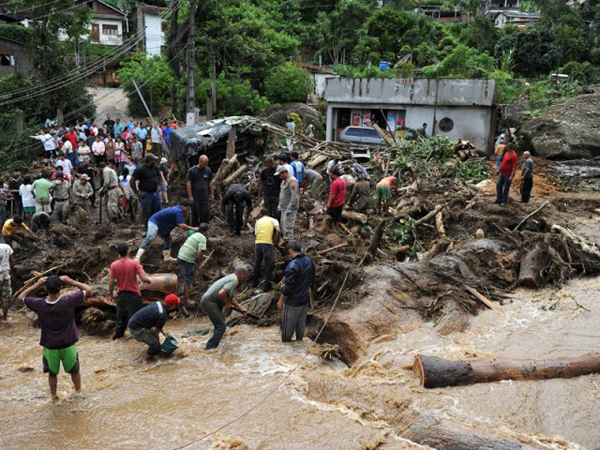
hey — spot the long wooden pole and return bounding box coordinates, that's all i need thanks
[414,353,600,389]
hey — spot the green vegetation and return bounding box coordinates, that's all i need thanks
[265,63,314,104]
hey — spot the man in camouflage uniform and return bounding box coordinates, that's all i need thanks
[49,172,71,223]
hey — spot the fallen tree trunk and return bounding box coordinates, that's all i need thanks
[414,204,444,227]
[413,352,600,388]
[518,245,546,288]
[369,220,386,257]
[307,154,327,169]
[214,154,238,182]
[341,209,367,224]
[223,164,248,187]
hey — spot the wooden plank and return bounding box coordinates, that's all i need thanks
[464,285,496,310]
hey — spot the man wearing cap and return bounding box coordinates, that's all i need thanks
[158,157,170,204]
[128,294,180,358]
[72,174,94,220]
[109,242,151,340]
[135,200,198,262]
[186,155,214,226]
[200,264,251,349]
[131,154,165,223]
[19,275,92,400]
[222,183,252,236]
[99,162,122,222]
[49,171,71,223]
[277,165,299,242]
[177,224,209,308]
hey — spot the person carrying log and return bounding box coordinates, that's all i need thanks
[200,264,251,350]
[259,157,281,220]
[520,151,534,204]
[186,155,214,226]
[276,165,299,243]
[19,275,92,400]
[177,224,209,308]
[376,176,396,214]
[0,240,14,323]
[327,168,346,232]
[222,184,252,236]
[135,200,198,262]
[277,241,315,342]
[252,208,281,293]
[128,294,181,358]
[109,243,151,340]
[494,142,518,206]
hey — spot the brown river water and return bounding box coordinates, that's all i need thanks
[1,277,599,450]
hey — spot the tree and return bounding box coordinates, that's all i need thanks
[422,44,495,78]
[117,53,175,116]
[459,16,499,55]
[196,73,270,116]
[265,63,314,103]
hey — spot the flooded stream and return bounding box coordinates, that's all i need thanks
[1,277,599,449]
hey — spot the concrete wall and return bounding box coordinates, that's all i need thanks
[0,38,34,77]
[326,102,495,152]
[144,12,165,57]
[313,73,340,99]
[325,78,496,107]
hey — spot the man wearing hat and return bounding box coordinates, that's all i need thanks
[99,162,122,222]
[276,165,299,242]
[72,174,94,220]
[127,294,180,358]
[49,171,71,223]
[221,183,252,236]
[158,157,170,205]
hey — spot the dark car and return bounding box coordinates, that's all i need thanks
[339,126,385,146]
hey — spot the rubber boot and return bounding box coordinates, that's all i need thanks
[134,248,145,262]
[163,250,176,262]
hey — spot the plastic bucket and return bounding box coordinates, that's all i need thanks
[161,336,180,355]
[379,61,390,71]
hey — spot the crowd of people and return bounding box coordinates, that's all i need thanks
[493,130,535,205]
[0,118,539,400]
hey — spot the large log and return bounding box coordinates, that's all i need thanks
[307,154,327,169]
[214,154,238,182]
[413,352,600,389]
[341,209,367,224]
[518,245,546,288]
[223,164,248,187]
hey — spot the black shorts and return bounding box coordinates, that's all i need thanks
[327,206,343,223]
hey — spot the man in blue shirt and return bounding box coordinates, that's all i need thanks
[113,119,124,139]
[277,241,315,342]
[135,125,149,151]
[289,152,305,185]
[135,200,198,262]
[162,121,174,148]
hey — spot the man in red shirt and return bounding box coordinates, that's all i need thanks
[109,242,151,340]
[495,143,518,206]
[327,168,346,231]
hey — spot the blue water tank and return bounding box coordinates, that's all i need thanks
[379,61,390,71]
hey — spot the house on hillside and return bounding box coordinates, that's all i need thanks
[324,78,498,153]
[483,0,522,17]
[494,11,540,28]
[415,6,470,24]
[79,0,129,46]
[298,63,340,101]
[136,3,167,58]
[0,35,34,77]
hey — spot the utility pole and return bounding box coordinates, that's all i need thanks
[186,0,196,127]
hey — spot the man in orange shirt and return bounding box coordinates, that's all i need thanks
[376,176,396,213]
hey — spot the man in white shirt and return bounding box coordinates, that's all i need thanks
[31,130,57,156]
[0,242,14,322]
[151,124,162,155]
[55,153,73,179]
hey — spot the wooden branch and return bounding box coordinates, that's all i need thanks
[223,164,248,187]
[513,201,550,231]
[318,243,349,255]
[464,285,495,310]
[369,220,386,257]
[11,264,63,302]
[414,204,444,227]
[414,352,600,388]
[341,209,368,224]
[435,204,446,238]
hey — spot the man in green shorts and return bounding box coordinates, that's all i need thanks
[376,176,396,214]
[20,275,92,400]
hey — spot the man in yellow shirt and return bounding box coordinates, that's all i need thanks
[2,216,33,248]
[495,137,507,171]
[252,208,281,292]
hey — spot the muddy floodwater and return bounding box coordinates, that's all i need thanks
[1,278,599,449]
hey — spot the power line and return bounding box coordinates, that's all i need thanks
[0,0,183,100]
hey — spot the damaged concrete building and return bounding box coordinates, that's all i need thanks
[324,78,498,153]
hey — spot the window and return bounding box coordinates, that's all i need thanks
[0,54,15,66]
[439,117,454,133]
[362,128,380,138]
[161,21,167,33]
[345,128,362,137]
[102,24,118,35]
